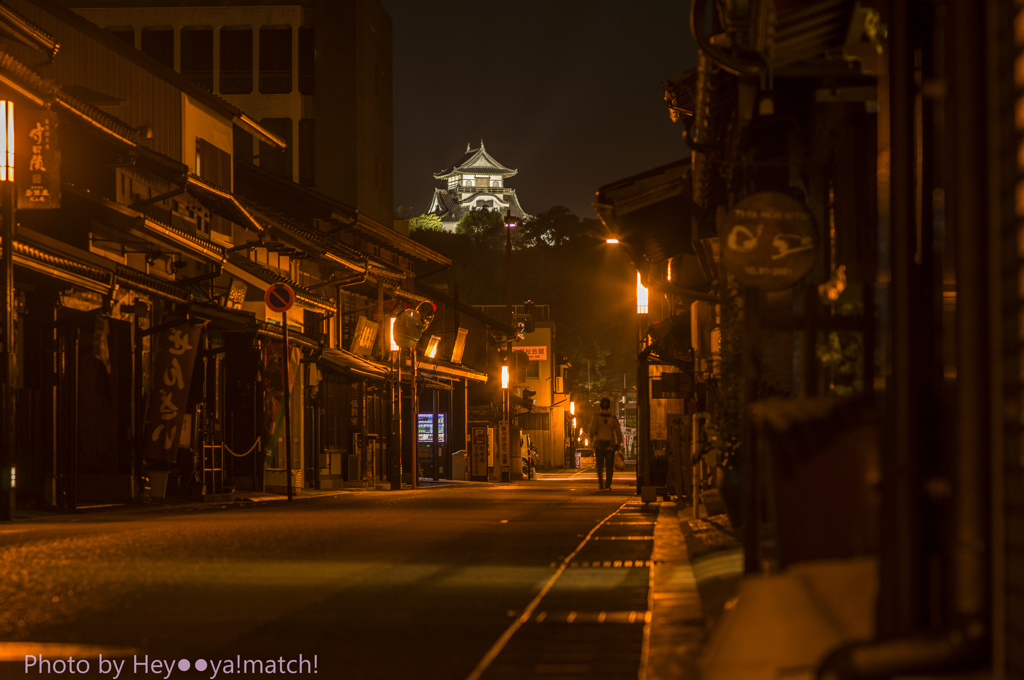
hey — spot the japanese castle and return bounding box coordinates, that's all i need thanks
[426,142,530,231]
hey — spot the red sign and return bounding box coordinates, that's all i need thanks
[142,321,203,463]
[265,283,295,313]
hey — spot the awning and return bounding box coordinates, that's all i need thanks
[317,347,388,380]
[225,253,335,313]
[9,227,199,305]
[2,234,112,294]
[186,174,265,235]
[0,4,58,59]
[594,158,697,269]
[234,114,286,150]
[415,358,487,383]
[66,186,226,264]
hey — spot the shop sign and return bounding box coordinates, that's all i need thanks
[719,191,816,290]
[350,316,378,357]
[498,421,510,472]
[17,108,59,210]
[517,346,547,361]
[471,426,488,477]
[142,321,203,463]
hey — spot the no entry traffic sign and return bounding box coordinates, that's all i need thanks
[265,282,295,313]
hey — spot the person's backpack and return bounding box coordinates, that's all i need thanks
[595,413,617,442]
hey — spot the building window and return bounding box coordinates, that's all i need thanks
[180,27,213,90]
[298,27,314,95]
[107,27,134,47]
[259,118,293,180]
[141,27,173,69]
[527,361,540,379]
[299,119,315,187]
[259,26,292,94]
[219,27,252,94]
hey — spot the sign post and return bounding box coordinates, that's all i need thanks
[265,283,295,500]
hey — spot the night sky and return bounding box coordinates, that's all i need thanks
[383,0,699,220]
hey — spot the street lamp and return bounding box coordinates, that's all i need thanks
[605,238,619,244]
[636,271,649,314]
[636,270,650,495]
[1,99,14,521]
[570,401,575,416]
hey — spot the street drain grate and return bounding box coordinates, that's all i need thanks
[533,610,651,624]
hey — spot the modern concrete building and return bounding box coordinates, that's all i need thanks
[55,0,395,227]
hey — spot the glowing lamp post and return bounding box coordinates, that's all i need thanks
[1,99,14,521]
[636,271,649,315]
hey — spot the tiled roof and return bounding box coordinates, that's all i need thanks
[0,49,138,146]
[427,188,531,227]
[227,252,335,312]
[433,141,517,180]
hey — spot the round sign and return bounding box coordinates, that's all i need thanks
[718,191,817,291]
[265,282,295,313]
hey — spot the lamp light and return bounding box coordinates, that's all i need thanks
[570,401,575,415]
[389,317,399,352]
[425,334,441,359]
[572,417,576,429]
[636,272,648,314]
[501,364,509,389]
[1,101,13,183]
[605,238,619,244]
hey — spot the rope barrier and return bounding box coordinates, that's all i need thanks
[223,437,262,458]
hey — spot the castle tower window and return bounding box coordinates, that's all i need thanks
[220,27,253,94]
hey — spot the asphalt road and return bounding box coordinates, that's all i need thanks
[0,468,654,680]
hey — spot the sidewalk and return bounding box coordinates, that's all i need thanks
[644,490,879,680]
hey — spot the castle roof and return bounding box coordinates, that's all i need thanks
[433,141,518,180]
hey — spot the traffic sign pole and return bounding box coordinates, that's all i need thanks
[283,309,292,501]
[265,283,296,502]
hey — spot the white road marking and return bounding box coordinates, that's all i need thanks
[463,497,634,680]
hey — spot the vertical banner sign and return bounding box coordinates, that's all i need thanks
[471,426,488,478]
[16,108,59,210]
[499,421,510,473]
[263,340,300,465]
[143,322,202,463]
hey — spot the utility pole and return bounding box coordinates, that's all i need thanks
[1,174,14,520]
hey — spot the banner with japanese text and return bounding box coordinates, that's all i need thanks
[16,107,59,210]
[142,321,203,463]
[263,339,301,466]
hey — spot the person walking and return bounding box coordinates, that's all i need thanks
[589,397,624,490]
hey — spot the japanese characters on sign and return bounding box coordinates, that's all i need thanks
[718,191,817,291]
[471,426,488,478]
[498,421,510,472]
[142,322,203,463]
[16,108,60,210]
[516,346,547,361]
[350,316,379,357]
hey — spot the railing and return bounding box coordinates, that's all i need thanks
[452,185,514,194]
[473,304,551,323]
